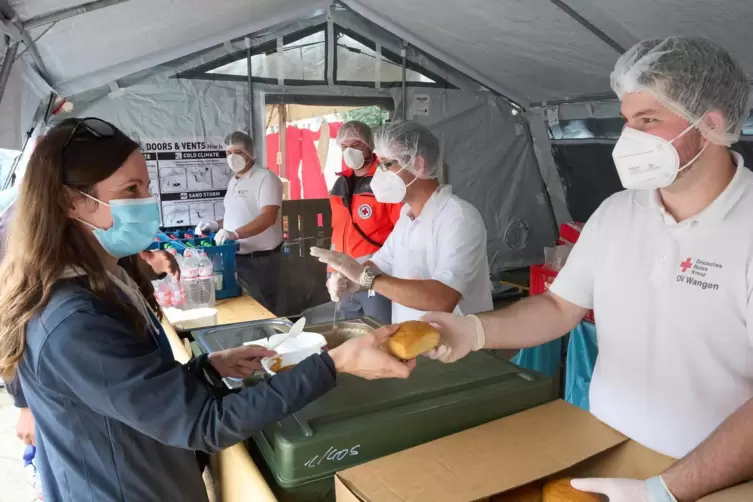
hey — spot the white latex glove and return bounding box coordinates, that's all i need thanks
[570,477,677,502]
[214,229,239,245]
[327,273,359,302]
[310,247,366,284]
[196,221,219,235]
[420,312,485,363]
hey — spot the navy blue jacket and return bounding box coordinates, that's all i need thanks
[18,279,336,501]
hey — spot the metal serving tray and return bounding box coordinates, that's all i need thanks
[302,317,382,348]
[192,317,382,389]
[192,318,294,389]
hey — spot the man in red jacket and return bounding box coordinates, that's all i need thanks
[327,121,401,323]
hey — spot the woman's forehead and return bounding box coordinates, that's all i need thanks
[101,152,148,185]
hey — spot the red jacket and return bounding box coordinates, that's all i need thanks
[329,157,402,259]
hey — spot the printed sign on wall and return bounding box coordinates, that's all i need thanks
[143,138,231,228]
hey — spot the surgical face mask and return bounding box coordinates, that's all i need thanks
[342,147,366,170]
[612,123,708,190]
[370,163,417,203]
[227,153,248,173]
[77,193,161,258]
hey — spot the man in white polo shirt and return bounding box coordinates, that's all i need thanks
[311,121,492,323]
[423,37,753,501]
[197,131,283,313]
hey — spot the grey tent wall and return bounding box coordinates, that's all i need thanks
[63,7,562,274]
[525,108,572,224]
[395,87,559,272]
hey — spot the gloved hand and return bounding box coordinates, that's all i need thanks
[310,247,366,284]
[420,312,485,363]
[195,221,219,235]
[570,477,677,502]
[327,273,360,302]
[214,229,238,245]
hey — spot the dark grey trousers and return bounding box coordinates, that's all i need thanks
[236,251,282,315]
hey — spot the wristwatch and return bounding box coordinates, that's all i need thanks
[359,267,382,291]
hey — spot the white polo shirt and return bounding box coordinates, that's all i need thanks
[549,152,753,458]
[371,185,493,324]
[223,166,283,254]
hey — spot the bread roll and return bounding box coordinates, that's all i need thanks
[543,478,602,501]
[387,321,440,359]
[491,482,543,501]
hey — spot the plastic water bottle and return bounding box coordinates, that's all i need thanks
[166,249,186,309]
[211,253,223,291]
[23,445,43,499]
[196,250,216,307]
[181,250,200,310]
[152,279,171,308]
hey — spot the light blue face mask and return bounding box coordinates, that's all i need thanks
[77,193,161,258]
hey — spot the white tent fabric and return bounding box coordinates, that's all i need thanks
[7,0,753,106]
[63,6,558,273]
[2,0,752,271]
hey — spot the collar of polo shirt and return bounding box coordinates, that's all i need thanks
[233,163,257,180]
[633,151,747,226]
[408,185,452,221]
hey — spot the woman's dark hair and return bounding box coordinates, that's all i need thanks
[0,117,160,378]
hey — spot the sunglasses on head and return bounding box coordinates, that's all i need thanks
[63,117,117,151]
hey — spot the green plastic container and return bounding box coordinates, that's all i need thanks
[247,320,554,502]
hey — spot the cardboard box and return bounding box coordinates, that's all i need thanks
[335,400,753,501]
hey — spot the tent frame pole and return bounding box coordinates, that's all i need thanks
[400,43,407,120]
[0,1,52,86]
[279,104,287,181]
[0,39,18,104]
[548,0,625,54]
[245,37,254,138]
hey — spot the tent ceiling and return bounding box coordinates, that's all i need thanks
[5,0,753,105]
[565,0,753,76]
[10,0,323,88]
[9,0,87,19]
[352,0,621,104]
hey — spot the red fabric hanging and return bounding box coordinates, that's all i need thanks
[300,128,329,199]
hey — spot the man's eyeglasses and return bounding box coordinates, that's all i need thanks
[63,117,117,151]
[378,159,400,171]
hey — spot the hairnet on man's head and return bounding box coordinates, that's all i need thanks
[336,121,374,149]
[611,36,752,145]
[225,131,255,157]
[374,121,440,179]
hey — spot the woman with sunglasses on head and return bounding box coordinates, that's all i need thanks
[0,118,415,502]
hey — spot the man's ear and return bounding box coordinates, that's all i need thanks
[701,111,726,140]
[412,156,427,178]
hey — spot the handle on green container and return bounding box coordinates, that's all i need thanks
[157,232,188,252]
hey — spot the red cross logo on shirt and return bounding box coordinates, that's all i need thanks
[680,258,693,273]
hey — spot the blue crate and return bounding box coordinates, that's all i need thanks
[147,230,241,300]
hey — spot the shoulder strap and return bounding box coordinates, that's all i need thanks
[351,219,384,248]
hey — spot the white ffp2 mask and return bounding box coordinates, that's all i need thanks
[343,148,366,170]
[227,153,248,173]
[612,124,707,190]
[370,165,416,203]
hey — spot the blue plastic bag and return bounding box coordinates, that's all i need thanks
[511,337,562,377]
[564,321,598,411]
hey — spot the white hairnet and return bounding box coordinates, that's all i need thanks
[374,121,440,179]
[336,121,374,149]
[611,36,751,146]
[224,131,255,157]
